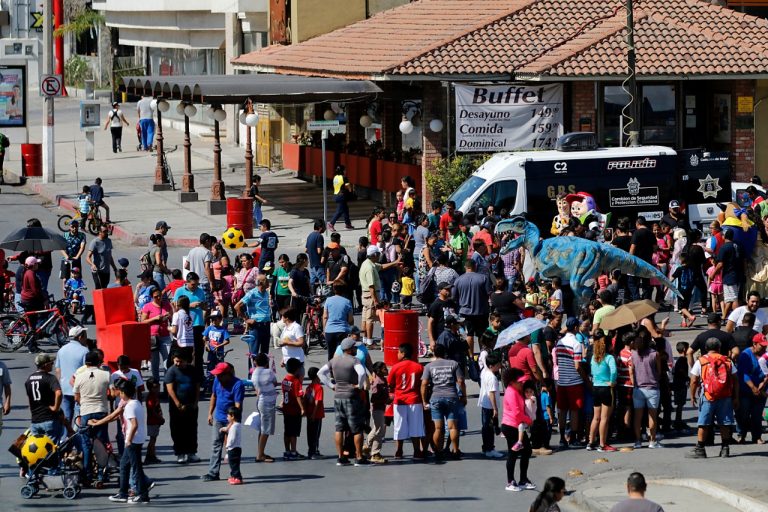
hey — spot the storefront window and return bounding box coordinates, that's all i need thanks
[602,86,630,147]
[641,85,676,144]
[148,48,225,76]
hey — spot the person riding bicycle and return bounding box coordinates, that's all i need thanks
[64,267,87,315]
[78,185,93,219]
[89,177,111,224]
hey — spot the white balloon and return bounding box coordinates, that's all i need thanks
[213,109,227,122]
[399,119,414,135]
[359,115,373,128]
[323,109,335,121]
[245,113,259,127]
[184,104,197,117]
[429,119,443,133]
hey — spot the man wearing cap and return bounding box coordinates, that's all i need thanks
[202,362,244,481]
[437,314,469,367]
[688,313,735,368]
[55,326,90,425]
[104,101,129,153]
[427,282,458,354]
[26,354,64,443]
[319,337,369,466]
[661,200,685,229]
[86,226,117,290]
[554,317,588,448]
[60,219,86,295]
[359,244,400,345]
[735,333,768,444]
[184,233,215,307]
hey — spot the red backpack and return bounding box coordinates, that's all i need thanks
[699,353,733,401]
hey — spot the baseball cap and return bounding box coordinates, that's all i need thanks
[366,245,381,257]
[210,362,231,375]
[69,325,88,338]
[669,200,680,209]
[112,101,119,107]
[35,353,55,367]
[340,337,357,351]
[155,221,171,230]
[445,314,465,324]
[25,256,41,266]
[118,257,130,268]
[707,312,722,325]
[438,282,453,291]
[565,317,580,330]
[210,309,222,318]
[754,333,768,346]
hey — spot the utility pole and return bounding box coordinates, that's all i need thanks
[42,0,55,182]
[625,0,640,147]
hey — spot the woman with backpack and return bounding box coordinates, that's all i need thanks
[103,101,130,153]
[148,234,169,290]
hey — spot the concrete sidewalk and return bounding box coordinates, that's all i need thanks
[5,97,377,247]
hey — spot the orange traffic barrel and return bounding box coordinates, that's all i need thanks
[383,309,420,367]
[21,143,42,177]
[226,197,254,239]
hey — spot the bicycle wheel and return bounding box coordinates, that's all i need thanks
[0,315,30,352]
[86,218,99,235]
[51,321,68,348]
[58,215,73,232]
[301,316,311,355]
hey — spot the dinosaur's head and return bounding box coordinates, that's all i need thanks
[496,216,537,254]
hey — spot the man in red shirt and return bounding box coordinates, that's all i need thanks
[368,209,385,244]
[439,201,456,241]
[387,343,424,459]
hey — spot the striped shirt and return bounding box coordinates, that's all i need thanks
[616,347,633,388]
[554,333,583,386]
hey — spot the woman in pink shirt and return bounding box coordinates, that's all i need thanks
[140,286,172,382]
[501,368,535,492]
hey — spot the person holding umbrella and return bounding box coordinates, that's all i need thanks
[20,255,45,314]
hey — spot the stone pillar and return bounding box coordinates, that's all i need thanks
[224,13,241,146]
[571,81,596,133]
[209,118,227,215]
[421,82,444,206]
[731,79,756,182]
[179,111,198,202]
[152,107,171,191]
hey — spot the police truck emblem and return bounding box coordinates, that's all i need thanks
[627,178,640,196]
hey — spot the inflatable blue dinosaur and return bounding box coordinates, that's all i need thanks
[496,217,681,305]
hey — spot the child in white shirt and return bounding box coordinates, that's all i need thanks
[477,353,504,458]
[220,406,243,485]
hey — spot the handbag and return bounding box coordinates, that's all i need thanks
[233,267,255,303]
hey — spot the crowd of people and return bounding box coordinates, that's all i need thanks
[7,173,768,511]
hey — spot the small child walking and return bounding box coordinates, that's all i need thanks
[540,386,554,449]
[367,362,390,463]
[281,358,306,460]
[220,406,243,485]
[515,385,537,451]
[672,341,690,432]
[144,378,164,465]
[399,267,415,307]
[304,367,325,459]
[478,353,504,458]
[672,253,697,328]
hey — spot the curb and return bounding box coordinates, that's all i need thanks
[648,478,768,512]
[17,175,199,248]
[562,490,609,512]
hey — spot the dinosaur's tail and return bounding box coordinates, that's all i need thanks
[602,245,682,298]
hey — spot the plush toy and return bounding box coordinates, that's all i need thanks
[718,202,758,257]
[550,192,572,236]
[565,191,611,234]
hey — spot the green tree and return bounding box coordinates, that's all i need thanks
[425,154,491,203]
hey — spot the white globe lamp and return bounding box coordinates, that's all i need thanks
[399,118,414,135]
[359,115,373,128]
[184,104,197,117]
[429,119,444,133]
[213,108,227,122]
[245,113,259,127]
[323,109,335,121]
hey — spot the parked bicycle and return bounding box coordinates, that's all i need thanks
[151,145,177,191]
[300,295,326,355]
[0,297,83,352]
[57,201,111,236]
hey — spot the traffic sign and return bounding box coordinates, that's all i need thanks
[40,74,62,97]
[307,120,339,130]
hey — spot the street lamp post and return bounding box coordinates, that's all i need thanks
[179,102,198,202]
[240,99,258,198]
[153,99,171,191]
[208,106,227,215]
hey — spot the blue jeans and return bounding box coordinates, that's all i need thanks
[309,266,325,289]
[206,419,226,477]
[81,411,108,482]
[119,443,146,498]
[430,397,458,422]
[152,272,166,290]
[151,335,172,382]
[139,118,155,150]
[30,419,64,444]
[253,202,263,226]
[61,395,77,424]
[329,195,351,226]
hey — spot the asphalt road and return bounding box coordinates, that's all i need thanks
[1,188,768,511]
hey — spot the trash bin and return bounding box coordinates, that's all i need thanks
[226,197,254,239]
[383,309,420,367]
[20,143,42,177]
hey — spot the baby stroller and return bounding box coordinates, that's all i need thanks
[10,427,91,500]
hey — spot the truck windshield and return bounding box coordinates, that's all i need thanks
[448,176,486,210]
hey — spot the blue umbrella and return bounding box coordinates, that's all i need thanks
[495,318,547,349]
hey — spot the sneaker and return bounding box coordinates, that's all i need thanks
[519,480,537,490]
[144,456,162,465]
[127,495,150,504]
[292,451,306,460]
[345,225,356,230]
[512,441,524,452]
[505,481,522,492]
[569,440,585,448]
[370,454,388,464]
[337,456,351,466]
[558,439,568,450]
[633,441,643,449]
[283,451,295,461]
[229,477,243,485]
[719,445,730,458]
[109,494,129,503]
[648,441,663,449]
[484,450,505,458]
[177,455,188,464]
[598,445,618,452]
[686,446,707,459]
[201,474,220,482]
[187,454,201,463]
[354,458,371,466]
[585,443,597,451]
[147,481,156,492]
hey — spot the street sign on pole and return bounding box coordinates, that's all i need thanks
[307,121,339,223]
[40,74,62,97]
